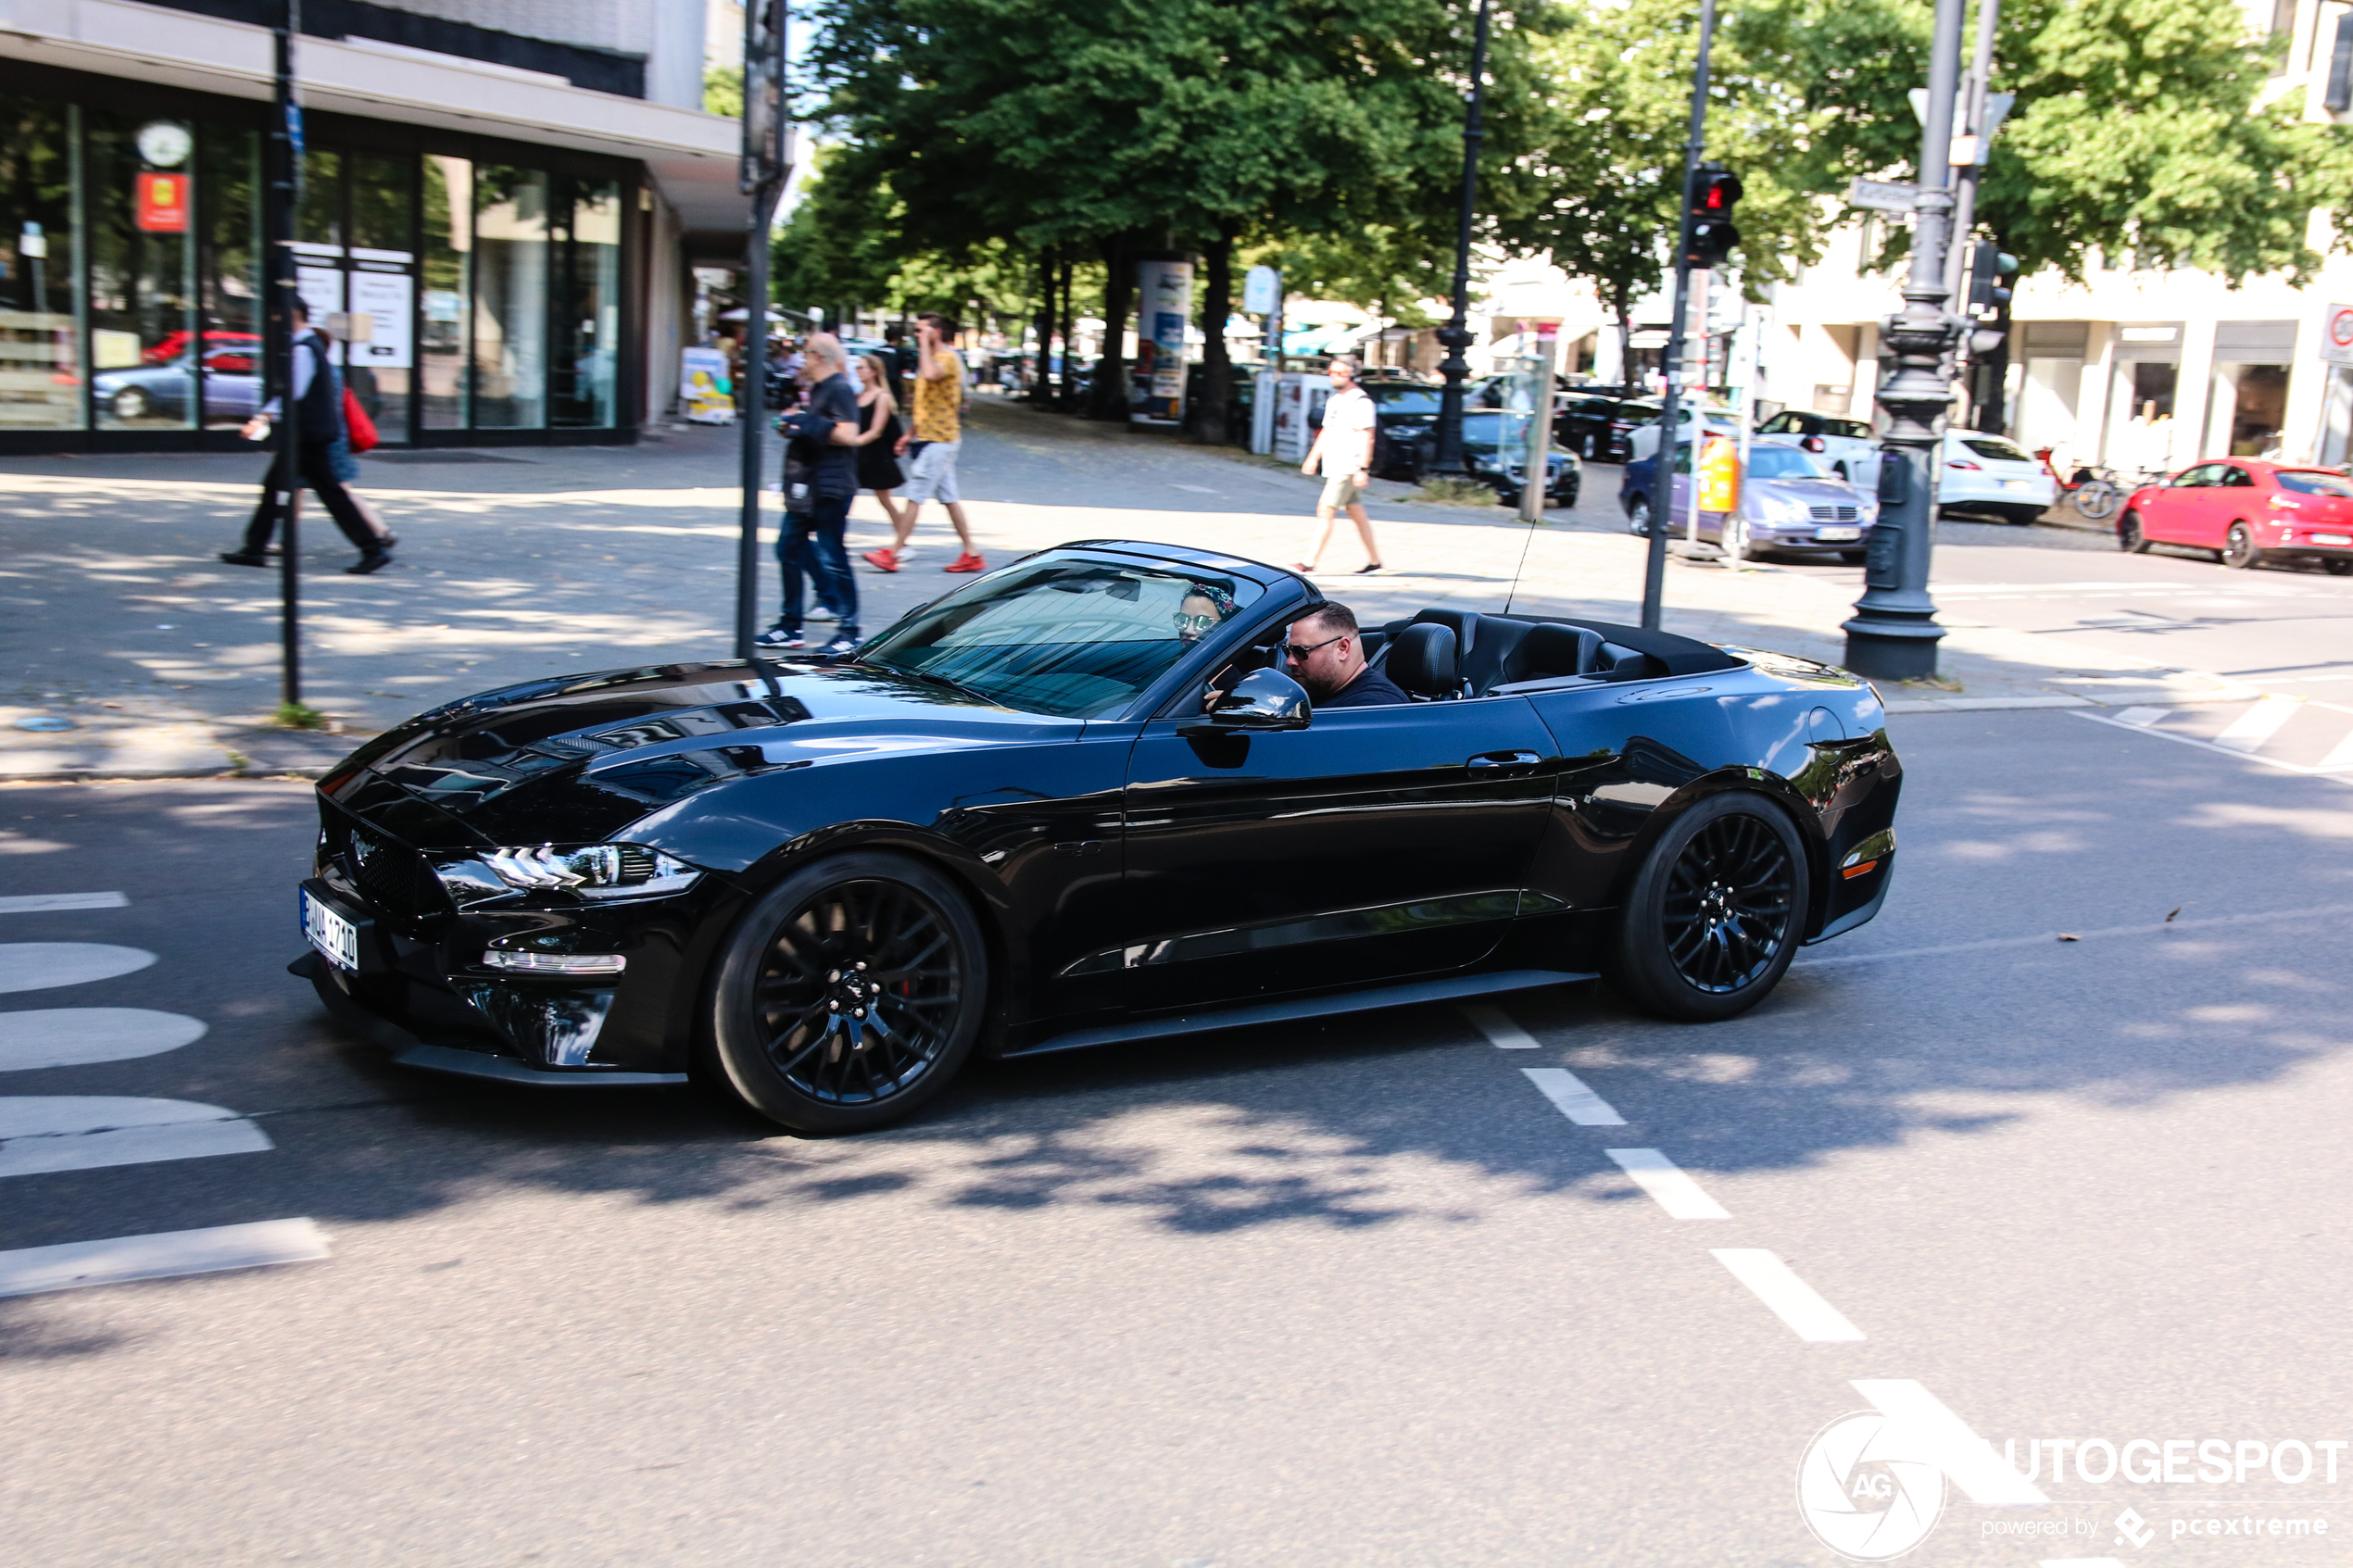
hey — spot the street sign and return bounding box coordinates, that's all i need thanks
[2321,304,2353,366]
[1848,178,1919,214]
[1242,264,1280,316]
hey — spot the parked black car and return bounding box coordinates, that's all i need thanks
[1556,392,1661,463]
[293,540,1901,1135]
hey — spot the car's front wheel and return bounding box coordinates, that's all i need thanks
[2119,511,2147,553]
[710,850,986,1134]
[2223,521,2260,570]
[2325,558,2353,576]
[109,386,152,421]
[1610,793,1809,1022]
[1721,512,1758,562]
[1628,495,1654,535]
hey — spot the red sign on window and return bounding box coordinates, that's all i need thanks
[135,172,189,233]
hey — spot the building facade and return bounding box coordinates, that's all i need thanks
[0,0,747,453]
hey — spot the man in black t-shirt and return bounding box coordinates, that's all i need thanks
[1285,602,1407,708]
[758,334,864,654]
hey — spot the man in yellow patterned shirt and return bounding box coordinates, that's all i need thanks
[865,312,986,574]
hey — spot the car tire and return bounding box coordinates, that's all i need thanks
[2119,511,2148,553]
[2222,521,2260,570]
[1628,495,1654,535]
[1584,433,1601,460]
[1722,512,1758,562]
[2326,558,2353,576]
[1839,549,1868,565]
[708,849,987,1135]
[1558,473,1580,508]
[110,386,151,421]
[1609,792,1810,1023]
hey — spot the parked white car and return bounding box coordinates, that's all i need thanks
[1937,430,2055,524]
[1754,409,1881,491]
[1626,401,1738,462]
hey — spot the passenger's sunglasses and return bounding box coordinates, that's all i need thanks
[1282,633,1347,661]
[1173,611,1219,634]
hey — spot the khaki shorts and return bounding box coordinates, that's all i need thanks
[902,440,962,504]
[1319,469,1368,509]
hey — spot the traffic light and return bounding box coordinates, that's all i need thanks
[1967,240,2018,311]
[1680,165,1743,270]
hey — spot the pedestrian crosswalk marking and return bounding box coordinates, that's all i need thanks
[0,1009,207,1072]
[0,893,128,915]
[2076,697,2353,777]
[0,1097,271,1179]
[0,943,157,995]
[0,1219,328,1298]
[2212,693,2303,752]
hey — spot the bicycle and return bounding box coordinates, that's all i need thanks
[2032,450,2139,522]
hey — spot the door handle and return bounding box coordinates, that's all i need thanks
[1466,750,1543,772]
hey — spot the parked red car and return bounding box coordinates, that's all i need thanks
[2118,458,2353,573]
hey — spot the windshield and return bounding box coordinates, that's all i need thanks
[1747,445,1830,479]
[1460,410,1532,448]
[1960,436,2034,464]
[2276,470,2353,496]
[1365,384,1442,414]
[858,552,1264,719]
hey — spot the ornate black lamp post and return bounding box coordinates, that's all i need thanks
[1429,0,1492,478]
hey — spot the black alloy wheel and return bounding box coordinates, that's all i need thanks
[1610,793,1809,1022]
[2325,558,2353,576]
[2222,521,2260,570]
[2119,512,2147,553]
[710,850,986,1134]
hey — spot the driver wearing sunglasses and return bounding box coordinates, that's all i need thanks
[1277,602,1407,709]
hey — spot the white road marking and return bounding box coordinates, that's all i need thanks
[2111,707,2168,726]
[0,1218,328,1298]
[2039,1561,2128,1567]
[0,892,128,914]
[2074,709,2353,778]
[1521,1067,1627,1125]
[1604,1148,1730,1219]
[1460,1002,1541,1049]
[2319,726,2353,771]
[2211,693,2304,752]
[1799,901,2353,970]
[1709,1249,1865,1341]
[1851,1378,2050,1505]
[0,1009,207,1072]
[0,943,158,996]
[0,1097,271,1178]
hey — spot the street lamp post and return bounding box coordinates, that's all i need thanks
[1430,0,1492,479]
[1842,0,1969,680]
[736,0,792,659]
[269,0,303,709]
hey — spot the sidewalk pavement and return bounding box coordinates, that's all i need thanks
[0,395,2217,779]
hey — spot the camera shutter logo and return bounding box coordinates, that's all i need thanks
[1796,1411,1947,1561]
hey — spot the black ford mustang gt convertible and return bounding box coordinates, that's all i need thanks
[295,540,1900,1134]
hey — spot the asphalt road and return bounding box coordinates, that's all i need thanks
[5,684,2352,1564]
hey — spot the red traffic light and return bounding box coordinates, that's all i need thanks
[1690,167,1743,220]
[1680,165,1743,269]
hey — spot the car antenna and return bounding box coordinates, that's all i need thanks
[1501,499,1542,617]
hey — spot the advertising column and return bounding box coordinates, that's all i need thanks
[1131,258,1193,427]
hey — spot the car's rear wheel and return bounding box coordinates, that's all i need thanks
[109,386,152,421]
[2325,558,2353,576]
[1839,549,1868,564]
[1610,793,1809,1022]
[2223,521,2259,570]
[2119,511,2147,553]
[710,850,986,1135]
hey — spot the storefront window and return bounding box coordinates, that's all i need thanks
[473,165,547,429]
[2103,358,2178,472]
[87,112,199,431]
[348,151,415,445]
[2321,367,2353,469]
[551,177,620,427]
[2209,363,2291,458]
[421,155,470,429]
[199,126,261,430]
[0,95,82,431]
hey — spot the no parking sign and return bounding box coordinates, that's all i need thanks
[2321,304,2353,365]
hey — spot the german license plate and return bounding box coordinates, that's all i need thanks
[2316,533,2351,546]
[301,887,359,972]
[1813,527,1860,543]
[2001,479,2033,491]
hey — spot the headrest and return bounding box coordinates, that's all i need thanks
[1389,622,1459,697]
[1502,623,1604,684]
[1411,608,1479,659]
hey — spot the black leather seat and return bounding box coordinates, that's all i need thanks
[1496,622,1605,686]
[1386,622,1460,700]
[1400,608,1531,696]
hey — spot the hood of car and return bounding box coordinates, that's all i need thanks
[321,659,1077,848]
[1750,476,1868,505]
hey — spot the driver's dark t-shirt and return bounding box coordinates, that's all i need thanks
[1318,666,1410,709]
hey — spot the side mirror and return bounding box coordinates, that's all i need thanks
[1188,668,1312,732]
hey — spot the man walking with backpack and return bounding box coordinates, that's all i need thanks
[220,297,393,575]
[1295,354,1384,576]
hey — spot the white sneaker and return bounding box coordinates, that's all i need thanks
[808,607,840,622]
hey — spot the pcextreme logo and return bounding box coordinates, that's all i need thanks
[1797,1411,1947,1562]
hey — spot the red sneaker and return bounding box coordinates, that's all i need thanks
[944,552,987,572]
[862,548,900,572]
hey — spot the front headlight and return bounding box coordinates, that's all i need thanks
[434,843,702,905]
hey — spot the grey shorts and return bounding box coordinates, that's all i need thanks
[901,440,962,504]
[1319,469,1367,508]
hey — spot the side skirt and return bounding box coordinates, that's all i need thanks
[1004,968,1601,1059]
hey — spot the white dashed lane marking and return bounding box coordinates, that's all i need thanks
[1460,1002,1541,1049]
[1604,1148,1731,1220]
[0,944,158,994]
[0,892,128,915]
[0,1097,271,1178]
[1520,1067,1627,1126]
[1710,1249,1866,1341]
[0,1009,208,1072]
[0,1218,329,1298]
[1853,1378,2050,1505]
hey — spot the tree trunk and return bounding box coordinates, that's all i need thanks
[1193,227,1234,445]
[1030,248,1055,406]
[1612,280,1636,395]
[1091,233,1135,422]
[1055,257,1076,410]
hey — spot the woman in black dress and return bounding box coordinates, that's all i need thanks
[854,353,908,537]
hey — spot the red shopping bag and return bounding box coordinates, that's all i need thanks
[343,385,379,453]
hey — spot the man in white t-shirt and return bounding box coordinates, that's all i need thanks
[1296,356,1384,575]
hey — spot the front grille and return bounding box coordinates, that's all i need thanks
[321,800,452,923]
[1808,505,1861,522]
